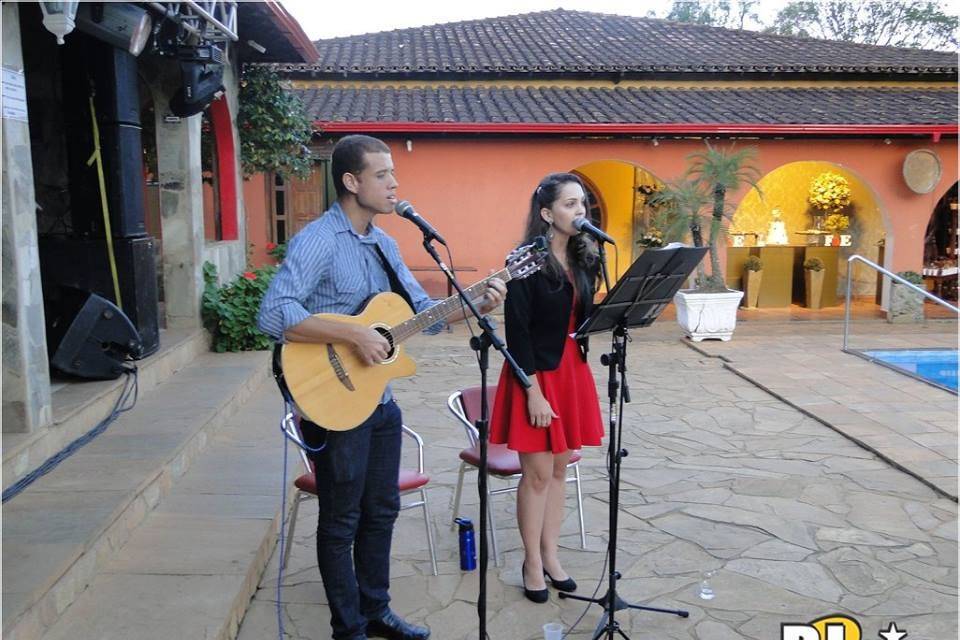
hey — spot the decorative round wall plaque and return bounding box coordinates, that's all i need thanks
[902,149,942,194]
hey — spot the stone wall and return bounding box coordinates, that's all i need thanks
[2,3,52,433]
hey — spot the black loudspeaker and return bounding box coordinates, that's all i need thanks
[39,235,160,357]
[46,288,142,380]
[61,35,146,238]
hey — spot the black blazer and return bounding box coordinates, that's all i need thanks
[504,267,596,376]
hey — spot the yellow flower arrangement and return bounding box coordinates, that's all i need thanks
[808,171,852,214]
[823,213,850,232]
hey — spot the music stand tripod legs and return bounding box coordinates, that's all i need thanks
[559,323,688,639]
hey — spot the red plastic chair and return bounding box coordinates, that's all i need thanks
[282,415,438,576]
[447,386,586,566]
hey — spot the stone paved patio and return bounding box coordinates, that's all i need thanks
[238,320,958,640]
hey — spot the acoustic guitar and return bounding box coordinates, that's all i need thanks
[280,239,547,430]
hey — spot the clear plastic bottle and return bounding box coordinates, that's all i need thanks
[698,570,716,600]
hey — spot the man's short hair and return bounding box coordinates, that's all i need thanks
[331,135,391,198]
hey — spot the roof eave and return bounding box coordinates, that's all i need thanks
[260,1,319,64]
[313,122,959,137]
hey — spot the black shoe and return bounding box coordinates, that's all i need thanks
[366,610,430,640]
[544,569,577,593]
[522,562,549,603]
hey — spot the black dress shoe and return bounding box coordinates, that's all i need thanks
[544,569,577,593]
[366,610,430,640]
[522,562,549,603]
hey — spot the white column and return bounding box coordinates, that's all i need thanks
[2,3,52,433]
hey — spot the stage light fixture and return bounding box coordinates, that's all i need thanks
[75,2,153,56]
[169,44,225,118]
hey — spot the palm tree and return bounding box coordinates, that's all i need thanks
[686,143,762,290]
[646,177,711,284]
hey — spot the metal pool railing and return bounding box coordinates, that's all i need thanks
[843,254,959,351]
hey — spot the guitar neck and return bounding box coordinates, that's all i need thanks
[391,267,512,342]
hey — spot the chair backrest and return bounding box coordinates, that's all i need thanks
[447,386,496,447]
[401,424,425,474]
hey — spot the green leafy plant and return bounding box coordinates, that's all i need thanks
[647,142,761,292]
[687,142,762,291]
[647,177,711,285]
[896,270,924,286]
[803,257,825,272]
[202,262,278,352]
[744,255,763,272]
[238,66,314,180]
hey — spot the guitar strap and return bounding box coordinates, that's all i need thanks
[373,243,416,312]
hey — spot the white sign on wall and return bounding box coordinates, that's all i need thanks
[2,67,29,122]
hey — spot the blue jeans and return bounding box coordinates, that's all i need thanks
[302,401,402,640]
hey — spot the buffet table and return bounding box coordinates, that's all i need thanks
[727,246,840,308]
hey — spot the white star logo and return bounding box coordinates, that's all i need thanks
[878,621,908,640]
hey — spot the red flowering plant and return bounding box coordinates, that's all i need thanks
[266,242,286,263]
[201,262,278,352]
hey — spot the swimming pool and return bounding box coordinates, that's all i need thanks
[860,349,958,392]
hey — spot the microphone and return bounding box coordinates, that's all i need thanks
[572,217,615,245]
[394,200,447,246]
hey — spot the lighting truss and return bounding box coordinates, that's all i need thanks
[146,1,237,43]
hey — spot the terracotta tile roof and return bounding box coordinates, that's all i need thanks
[294,86,957,126]
[269,9,957,76]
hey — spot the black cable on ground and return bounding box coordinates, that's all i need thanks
[2,368,139,504]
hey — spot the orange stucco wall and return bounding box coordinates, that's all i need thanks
[245,136,957,298]
[243,175,272,268]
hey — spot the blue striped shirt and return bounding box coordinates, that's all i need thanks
[258,202,441,404]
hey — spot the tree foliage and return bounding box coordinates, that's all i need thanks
[767,2,957,51]
[649,0,762,31]
[647,1,958,51]
[237,66,314,179]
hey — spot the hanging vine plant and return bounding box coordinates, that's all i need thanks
[237,65,314,180]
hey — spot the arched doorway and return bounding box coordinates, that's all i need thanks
[732,161,887,306]
[922,182,958,302]
[572,160,665,282]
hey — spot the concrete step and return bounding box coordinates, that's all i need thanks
[3,328,209,493]
[37,377,290,640]
[1,349,273,640]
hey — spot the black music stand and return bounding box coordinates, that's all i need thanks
[560,244,707,640]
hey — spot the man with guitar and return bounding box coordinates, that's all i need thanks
[258,135,506,640]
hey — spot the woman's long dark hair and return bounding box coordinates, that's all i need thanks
[521,172,600,297]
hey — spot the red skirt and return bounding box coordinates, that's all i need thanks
[489,312,604,454]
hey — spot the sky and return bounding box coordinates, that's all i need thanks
[281,0,794,40]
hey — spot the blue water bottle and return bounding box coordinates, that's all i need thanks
[455,517,477,571]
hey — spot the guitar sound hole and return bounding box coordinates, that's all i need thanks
[375,327,396,359]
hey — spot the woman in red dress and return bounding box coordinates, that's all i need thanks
[490,172,604,603]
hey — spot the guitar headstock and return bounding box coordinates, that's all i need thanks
[505,235,548,281]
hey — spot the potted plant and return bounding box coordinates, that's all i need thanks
[743,255,763,308]
[649,143,761,341]
[888,270,926,323]
[803,257,825,309]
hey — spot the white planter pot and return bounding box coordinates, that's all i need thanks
[673,289,744,342]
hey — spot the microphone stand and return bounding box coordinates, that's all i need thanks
[559,242,689,638]
[419,237,530,640]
